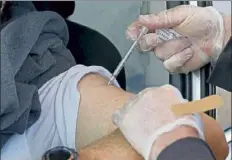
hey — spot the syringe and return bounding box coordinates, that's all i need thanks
[108,27,182,85]
[108,26,149,84]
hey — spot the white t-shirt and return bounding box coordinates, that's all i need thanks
[1,65,119,160]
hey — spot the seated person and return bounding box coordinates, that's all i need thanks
[1,2,228,160]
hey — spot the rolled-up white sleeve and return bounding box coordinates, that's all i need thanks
[1,65,119,160]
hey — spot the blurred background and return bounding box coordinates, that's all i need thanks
[69,1,169,93]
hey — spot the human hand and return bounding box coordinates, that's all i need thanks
[112,85,204,160]
[126,5,228,73]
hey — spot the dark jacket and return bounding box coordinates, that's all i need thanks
[158,138,216,160]
[0,2,75,149]
[158,37,232,160]
[208,37,232,92]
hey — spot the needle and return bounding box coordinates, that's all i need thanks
[108,26,149,85]
[108,25,182,85]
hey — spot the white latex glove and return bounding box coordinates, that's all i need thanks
[112,85,204,160]
[126,5,227,73]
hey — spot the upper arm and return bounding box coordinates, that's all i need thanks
[76,73,133,150]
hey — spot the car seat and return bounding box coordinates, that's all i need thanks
[33,1,126,90]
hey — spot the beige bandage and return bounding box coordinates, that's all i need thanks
[171,95,224,116]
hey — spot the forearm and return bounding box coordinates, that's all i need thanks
[78,129,143,160]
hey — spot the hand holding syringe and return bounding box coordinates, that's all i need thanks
[108,27,183,84]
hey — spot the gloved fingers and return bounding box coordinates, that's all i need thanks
[126,5,196,41]
[137,33,163,52]
[126,5,192,40]
[112,88,160,127]
[163,47,194,73]
[160,84,181,94]
[112,110,123,126]
[160,84,186,102]
[138,5,195,30]
[154,37,192,61]
[126,20,145,40]
[112,95,138,126]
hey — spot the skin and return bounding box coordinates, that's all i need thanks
[76,73,133,150]
[2,2,229,159]
[201,113,229,160]
[76,73,228,160]
[78,129,143,160]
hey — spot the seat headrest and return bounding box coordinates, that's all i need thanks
[33,1,75,19]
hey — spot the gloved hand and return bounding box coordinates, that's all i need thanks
[126,5,227,73]
[112,85,204,160]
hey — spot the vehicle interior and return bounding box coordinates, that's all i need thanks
[2,1,231,159]
[32,1,232,159]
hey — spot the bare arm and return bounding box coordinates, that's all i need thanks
[76,73,133,149]
[76,73,228,160]
[78,129,143,160]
